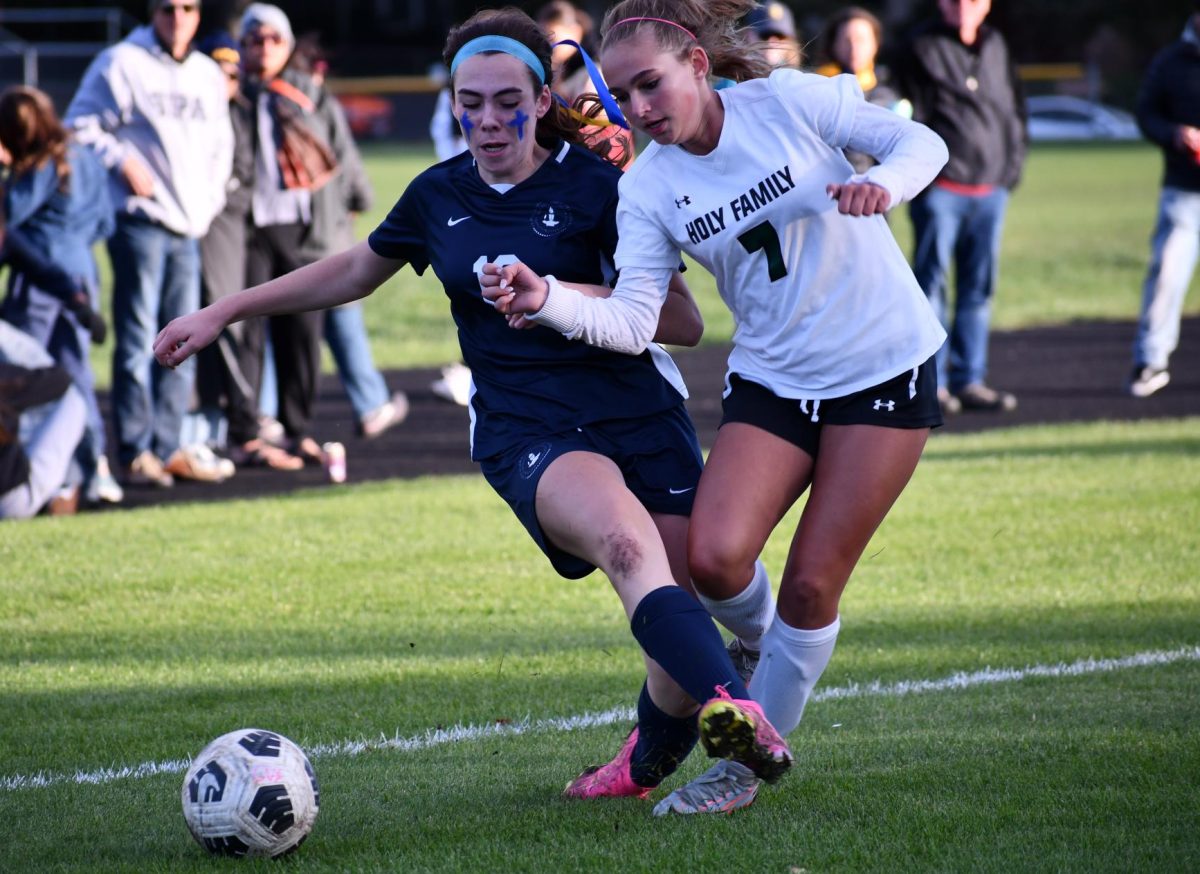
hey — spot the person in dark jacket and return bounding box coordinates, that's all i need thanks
[193,33,300,471]
[896,0,1026,414]
[239,3,374,464]
[1127,4,1200,398]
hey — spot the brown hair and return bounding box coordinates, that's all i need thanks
[443,7,590,155]
[0,86,71,191]
[821,6,882,69]
[599,0,771,84]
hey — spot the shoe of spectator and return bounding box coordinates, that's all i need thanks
[124,450,174,488]
[165,445,235,483]
[430,362,472,406]
[85,456,124,504]
[936,387,962,415]
[46,485,80,516]
[359,391,409,439]
[257,415,286,445]
[1128,365,1169,398]
[229,438,304,471]
[955,383,1017,412]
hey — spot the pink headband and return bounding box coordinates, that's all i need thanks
[610,16,698,41]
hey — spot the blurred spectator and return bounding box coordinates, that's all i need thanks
[1127,4,1200,398]
[816,7,911,173]
[429,67,468,163]
[65,0,234,485]
[239,4,392,463]
[290,33,410,438]
[745,1,803,70]
[896,0,1026,414]
[0,86,123,505]
[0,320,87,519]
[191,33,301,471]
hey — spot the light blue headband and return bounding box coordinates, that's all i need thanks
[450,35,546,84]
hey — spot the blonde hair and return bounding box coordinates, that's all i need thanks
[600,0,772,83]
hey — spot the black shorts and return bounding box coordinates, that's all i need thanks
[479,404,703,579]
[720,357,942,458]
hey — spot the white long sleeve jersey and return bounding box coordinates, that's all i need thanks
[533,68,949,399]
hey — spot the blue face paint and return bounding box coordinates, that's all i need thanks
[460,111,475,139]
[508,109,530,141]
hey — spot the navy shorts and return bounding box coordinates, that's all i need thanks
[479,404,704,579]
[720,356,942,458]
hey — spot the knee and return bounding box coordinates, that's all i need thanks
[600,525,646,580]
[688,537,755,599]
[776,574,836,626]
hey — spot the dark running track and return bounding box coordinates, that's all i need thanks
[109,317,1199,511]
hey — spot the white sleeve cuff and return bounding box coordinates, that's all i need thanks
[527,275,581,333]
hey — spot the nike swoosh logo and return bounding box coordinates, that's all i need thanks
[668,487,695,495]
[447,216,472,227]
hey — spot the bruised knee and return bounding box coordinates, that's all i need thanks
[602,527,644,579]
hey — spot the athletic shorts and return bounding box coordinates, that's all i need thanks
[479,404,703,579]
[720,356,942,459]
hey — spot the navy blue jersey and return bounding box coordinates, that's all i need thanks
[368,140,687,460]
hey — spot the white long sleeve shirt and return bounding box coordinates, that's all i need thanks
[533,68,949,398]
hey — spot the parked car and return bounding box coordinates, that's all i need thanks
[1026,95,1142,142]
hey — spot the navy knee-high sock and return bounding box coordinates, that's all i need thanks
[629,586,750,703]
[630,682,699,787]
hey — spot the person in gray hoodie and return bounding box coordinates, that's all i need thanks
[66,0,233,488]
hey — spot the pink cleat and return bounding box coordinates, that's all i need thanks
[698,686,792,784]
[563,728,655,800]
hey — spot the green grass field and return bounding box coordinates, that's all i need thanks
[6,141,1198,870]
[2,418,1198,872]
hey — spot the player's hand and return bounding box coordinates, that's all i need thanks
[506,313,536,330]
[826,181,890,217]
[121,155,156,198]
[479,261,549,315]
[153,309,223,369]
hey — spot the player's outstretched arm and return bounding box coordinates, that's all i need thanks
[155,242,402,369]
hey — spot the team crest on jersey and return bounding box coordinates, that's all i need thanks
[531,202,573,237]
[519,442,553,480]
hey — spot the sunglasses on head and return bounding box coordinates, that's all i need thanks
[157,3,199,15]
[244,31,286,46]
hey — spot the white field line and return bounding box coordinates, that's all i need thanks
[3,645,1196,793]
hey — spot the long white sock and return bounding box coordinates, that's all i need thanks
[695,559,775,650]
[750,613,840,736]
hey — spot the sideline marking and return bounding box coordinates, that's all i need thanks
[3,646,1196,793]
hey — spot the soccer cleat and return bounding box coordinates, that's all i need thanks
[726,638,760,686]
[1128,365,1169,398]
[563,728,654,800]
[652,760,760,816]
[698,686,792,784]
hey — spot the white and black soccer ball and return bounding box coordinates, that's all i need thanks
[181,728,320,858]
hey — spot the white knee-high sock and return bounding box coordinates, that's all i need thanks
[750,613,840,736]
[695,559,775,650]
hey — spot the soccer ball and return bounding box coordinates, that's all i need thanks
[181,728,320,858]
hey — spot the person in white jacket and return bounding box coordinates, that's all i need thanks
[66,0,232,487]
